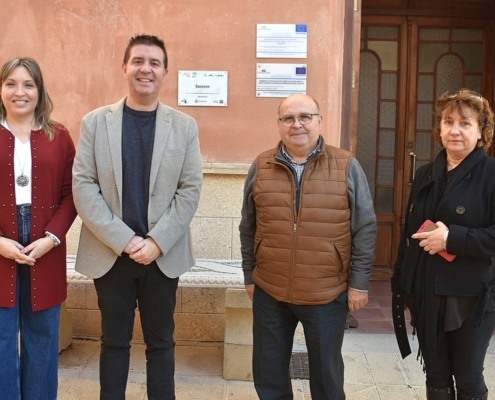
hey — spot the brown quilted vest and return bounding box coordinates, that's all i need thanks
[252,143,352,305]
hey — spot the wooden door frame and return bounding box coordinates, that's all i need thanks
[340,0,360,153]
[353,15,410,277]
[362,0,495,19]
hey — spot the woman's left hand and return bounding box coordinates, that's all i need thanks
[21,236,56,260]
[411,221,448,255]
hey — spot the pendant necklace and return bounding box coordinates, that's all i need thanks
[14,146,29,187]
[4,120,31,187]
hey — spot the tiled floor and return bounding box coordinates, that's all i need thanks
[58,336,495,400]
[347,280,412,334]
[55,280,495,399]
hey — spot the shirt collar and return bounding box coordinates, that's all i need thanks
[281,136,322,165]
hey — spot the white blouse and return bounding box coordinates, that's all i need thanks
[1,121,32,205]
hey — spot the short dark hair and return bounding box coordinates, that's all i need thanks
[123,34,168,69]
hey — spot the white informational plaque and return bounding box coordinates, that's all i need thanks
[256,63,307,98]
[256,24,308,58]
[178,71,228,107]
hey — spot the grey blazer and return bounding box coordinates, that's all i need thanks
[72,98,203,279]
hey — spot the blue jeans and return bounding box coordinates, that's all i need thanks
[0,204,61,400]
[252,285,349,400]
[94,255,179,400]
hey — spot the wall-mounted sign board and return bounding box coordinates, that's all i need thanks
[178,71,228,106]
[256,24,308,58]
[256,63,307,98]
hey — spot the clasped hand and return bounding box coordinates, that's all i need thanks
[0,236,55,266]
[124,235,161,265]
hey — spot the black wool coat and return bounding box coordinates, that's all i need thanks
[392,147,495,359]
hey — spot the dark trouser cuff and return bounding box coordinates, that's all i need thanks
[427,386,455,400]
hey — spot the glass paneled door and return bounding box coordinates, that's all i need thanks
[357,16,492,278]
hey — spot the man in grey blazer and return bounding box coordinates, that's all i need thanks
[72,34,202,400]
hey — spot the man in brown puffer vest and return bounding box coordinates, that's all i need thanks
[240,94,376,400]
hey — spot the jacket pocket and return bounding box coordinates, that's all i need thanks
[254,235,264,256]
[334,244,345,279]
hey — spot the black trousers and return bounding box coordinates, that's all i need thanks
[425,311,495,396]
[94,255,179,400]
[252,286,348,400]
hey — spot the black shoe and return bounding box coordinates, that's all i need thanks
[346,313,359,328]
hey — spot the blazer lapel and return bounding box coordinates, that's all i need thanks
[106,100,125,201]
[149,102,172,195]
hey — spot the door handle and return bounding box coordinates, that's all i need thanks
[409,152,417,184]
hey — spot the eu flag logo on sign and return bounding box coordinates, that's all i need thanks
[295,24,307,33]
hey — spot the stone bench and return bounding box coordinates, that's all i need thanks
[223,287,254,380]
[65,257,251,378]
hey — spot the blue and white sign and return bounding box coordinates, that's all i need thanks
[256,63,307,98]
[256,24,308,59]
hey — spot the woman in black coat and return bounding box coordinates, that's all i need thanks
[392,89,495,400]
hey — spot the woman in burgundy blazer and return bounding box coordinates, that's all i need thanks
[0,58,77,400]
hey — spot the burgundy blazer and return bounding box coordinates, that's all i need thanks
[0,124,77,311]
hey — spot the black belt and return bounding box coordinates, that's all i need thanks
[392,288,412,359]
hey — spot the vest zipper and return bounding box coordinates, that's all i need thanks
[287,165,310,302]
[287,170,299,303]
[267,159,298,303]
[270,153,321,303]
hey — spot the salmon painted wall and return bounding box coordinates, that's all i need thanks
[0,0,345,163]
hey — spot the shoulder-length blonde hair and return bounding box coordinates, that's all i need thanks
[433,89,494,152]
[0,57,57,141]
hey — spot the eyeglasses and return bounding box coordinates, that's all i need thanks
[278,113,320,127]
[443,90,484,103]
